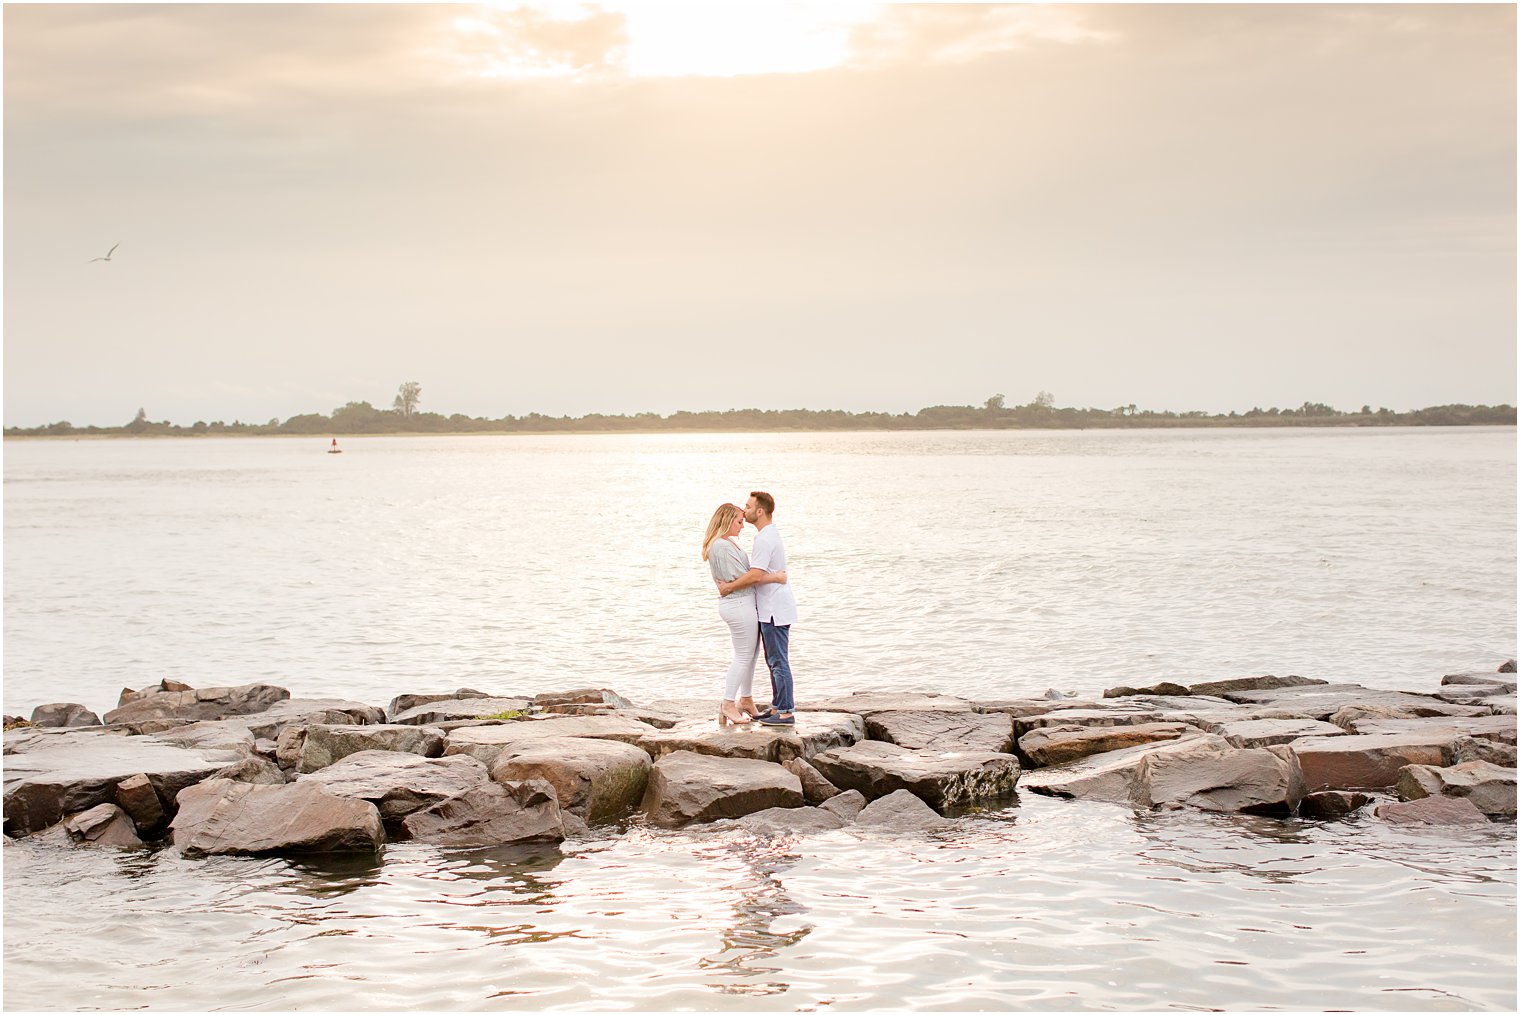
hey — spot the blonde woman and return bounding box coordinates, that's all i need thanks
[703,503,787,726]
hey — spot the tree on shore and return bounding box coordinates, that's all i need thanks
[393,382,421,418]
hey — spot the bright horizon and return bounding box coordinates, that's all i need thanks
[4,3,1515,428]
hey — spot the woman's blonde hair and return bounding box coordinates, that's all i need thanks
[702,503,744,561]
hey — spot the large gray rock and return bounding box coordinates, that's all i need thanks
[819,789,867,822]
[636,712,863,764]
[1212,718,1348,749]
[1374,796,1491,826]
[1023,734,1305,815]
[213,756,287,785]
[278,723,445,773]
[727,806,846,835]
[489,737,652,824]
[446,715,659,766]
[534,688,634,708]
[972,699,1106,719]
[1218,683,1490,721]
[1441,672,1517,690]
[783,757,841,804]
[1013,708,1173,740]
[810,741,1020,813]
[391,697,533,726]
[1339,714,1517,745]
[1186,675,1327,696]
[4,734,245,835]
[386,688,495,718]
[1396,761,1517,817]
[63,803,144,848]
[233,699,386,741]
[1288,731,1456,791]
[30,703,102,728]
[1102,681,1191,698]
[171,779,384,856]
[102,682,291,725]
[299,751,491,829]
[865,710,1014,753]
[1018,722,1190,768]
[640,751,803,828]
[150,720,258,754]
[1452,735,1519,767]
[117,678,193,707]
[400,779,566,847]
[1433,685,1516,704]
[805,692,975,717]
[114,773,166,833]
[855,789,953,830]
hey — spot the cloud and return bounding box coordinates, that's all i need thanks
[444,5,629,78]
[846,4,1113,66]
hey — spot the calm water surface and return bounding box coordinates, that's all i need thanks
[3,428,1516,1010]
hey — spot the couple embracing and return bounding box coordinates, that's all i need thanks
[700,491,797,728]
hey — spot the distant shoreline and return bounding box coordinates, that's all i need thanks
[6,398,1514,438]
[5,420,1516,440]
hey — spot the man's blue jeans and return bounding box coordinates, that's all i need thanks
[759,622,794,712]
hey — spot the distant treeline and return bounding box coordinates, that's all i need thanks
[6,393,1515,437]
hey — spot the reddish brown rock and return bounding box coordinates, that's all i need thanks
[1187,675,1327,696]
[1288,732,1455,791]
[1374,796,1491,826]
[809,741,1020,813]
[865,710,1014,753]
[385,689,495,718]
[804,692,975,717]
[1396,761,1517,817]
[1023,734,1304,815]
[489,737,652,824]
[1018,723,1190,767]
[1452,735,1518,768]
[445,715,659,766]
[390,697,533,726]
[399,779,566,847]
[819,789,867,822]
[103,683,291,726]
[533,688,633,708]
[1102,682,1190,698]
[1220,683,1489,722]
[4,734,246,835]
[636,713,863,765]
[113,773,166,833]
[171,779,384,856]
[855,789,953,830]
[1214,718,1347,749]
[63,803,144,848]
[783,757,841,804]
[300,751,491,829]
[277,723,445,773]
[640,751,802,828]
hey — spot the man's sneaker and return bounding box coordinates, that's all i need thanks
[757,712,795,727]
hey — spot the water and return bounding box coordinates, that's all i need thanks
[4,427,1516,1010]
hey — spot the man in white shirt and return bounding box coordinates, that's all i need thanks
[717,490,798,726]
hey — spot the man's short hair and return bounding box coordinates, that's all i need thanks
[750,490,775,516]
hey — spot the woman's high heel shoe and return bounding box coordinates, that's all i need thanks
[718,704,752,727]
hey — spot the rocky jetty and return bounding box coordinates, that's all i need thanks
[5,668,1514,858]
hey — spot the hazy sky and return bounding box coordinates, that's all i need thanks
[4,3,1515,427]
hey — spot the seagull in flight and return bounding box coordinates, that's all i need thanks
[89,243,119,263]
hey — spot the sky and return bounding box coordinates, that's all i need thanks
[3,2,1515,427]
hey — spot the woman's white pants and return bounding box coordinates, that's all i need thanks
[718,595,760,701]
